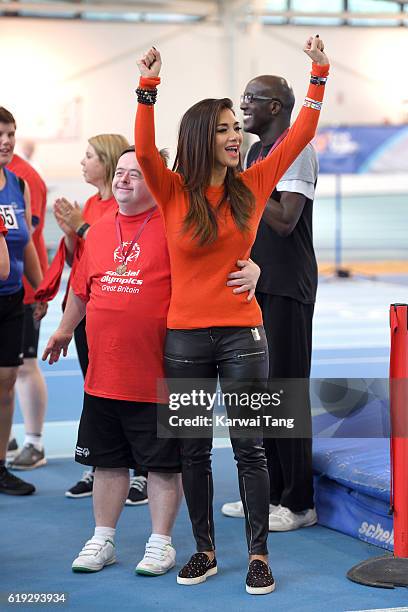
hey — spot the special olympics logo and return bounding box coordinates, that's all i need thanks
[113,242,140,263]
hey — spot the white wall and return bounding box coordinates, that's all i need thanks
[2,17,407,181]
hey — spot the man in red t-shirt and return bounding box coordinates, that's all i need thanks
[7,154,48,470]
[43,147,183,577]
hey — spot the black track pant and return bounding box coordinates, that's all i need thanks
[256,293,314,512]
[165,326,270,555]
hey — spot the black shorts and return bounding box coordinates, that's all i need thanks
[23,304,41,359]
[0,288,25,367]
[75,392,181,473]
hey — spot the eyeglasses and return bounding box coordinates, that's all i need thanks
[240,93,282,105]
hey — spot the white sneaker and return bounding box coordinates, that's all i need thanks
[268,506,317,532]
[72,537,116,572]
[221,500,245,518]
[222,500,280,518]
[135,539,176,576]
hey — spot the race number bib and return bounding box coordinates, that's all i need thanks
[0,205,19,230]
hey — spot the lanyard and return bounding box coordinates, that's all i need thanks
[254,128,290,165]
[114,206,157,275]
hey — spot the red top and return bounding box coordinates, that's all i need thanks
[0,216,7,236]
[71,207,171,403]
[35,192,118,307]
[135,63,329,329]
[7,154,48,304]
[70,193,118,286]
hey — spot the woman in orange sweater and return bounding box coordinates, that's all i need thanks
[135,36,329,594]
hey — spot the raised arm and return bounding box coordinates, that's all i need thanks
[243,36,329,210]
[135,47,180,207]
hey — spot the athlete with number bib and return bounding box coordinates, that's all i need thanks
[0,107,46,497]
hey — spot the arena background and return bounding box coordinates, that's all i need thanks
[2,2,408,611]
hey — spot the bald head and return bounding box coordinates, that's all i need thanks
[241,75,295,137]
[246,75,295,114]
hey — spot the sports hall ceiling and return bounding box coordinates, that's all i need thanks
[1,0,408,25]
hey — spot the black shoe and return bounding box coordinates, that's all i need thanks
[245,559,275,595]
[125,475,148,506]
[7,437,19,461]
[65,471,94,498]
[0,467,35,496]
[177,553,217,585]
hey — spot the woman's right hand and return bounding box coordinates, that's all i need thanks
[54,198,78,236]
[303,35,329,66]
[137,47,161,78]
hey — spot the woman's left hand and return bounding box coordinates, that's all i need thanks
[227,259,261,302]
[54,197,84,233]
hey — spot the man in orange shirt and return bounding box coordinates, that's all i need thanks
[7,154,48,470]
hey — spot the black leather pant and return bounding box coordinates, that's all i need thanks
[165,326,270,555]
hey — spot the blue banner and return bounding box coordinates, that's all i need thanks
[314,125,408,174]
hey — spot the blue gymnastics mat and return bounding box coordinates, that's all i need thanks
[313,438,393,552]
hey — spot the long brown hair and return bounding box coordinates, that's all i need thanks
[173,98,255,246]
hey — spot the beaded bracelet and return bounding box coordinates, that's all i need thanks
[310,75,328,86]
[136,87,158,105]
[303,97,322,111]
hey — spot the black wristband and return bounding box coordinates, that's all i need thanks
[76,223,90,238]
[310,75,328,86]
[136,87,158,105]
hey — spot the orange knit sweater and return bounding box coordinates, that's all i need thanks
[135,63,329,329]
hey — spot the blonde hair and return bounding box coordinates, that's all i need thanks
[88,134,130,189]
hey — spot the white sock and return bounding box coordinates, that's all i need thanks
[149,533,171,545]
[94,526,116,543]
[24,434,43,451]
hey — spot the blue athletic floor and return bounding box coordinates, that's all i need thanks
[3,449,408,612]
[6,276,408,611]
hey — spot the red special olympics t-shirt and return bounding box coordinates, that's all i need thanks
[71,206,171,403]
[7,154,48,304]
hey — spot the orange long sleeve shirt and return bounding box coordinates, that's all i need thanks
[135,63,329,329]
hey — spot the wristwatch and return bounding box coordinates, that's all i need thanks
[76,223,90,238]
